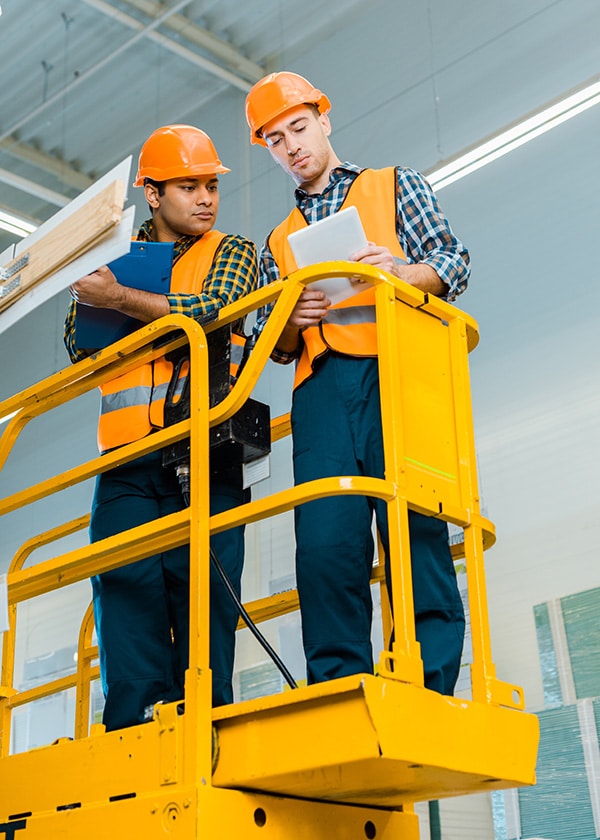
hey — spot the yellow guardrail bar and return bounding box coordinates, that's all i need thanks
[0,265,509,722]
[0,262,538,838]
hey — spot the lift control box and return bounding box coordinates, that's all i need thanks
[161,323,271,474]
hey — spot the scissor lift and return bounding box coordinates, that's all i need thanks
[0,260,539,839]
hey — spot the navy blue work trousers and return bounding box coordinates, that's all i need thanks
[90,449,248,731]
[291,353,465,695]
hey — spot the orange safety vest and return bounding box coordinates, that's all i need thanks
[268,167,406,389]
[97,231,244,452]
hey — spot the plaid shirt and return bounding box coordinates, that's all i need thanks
[64,221,258,362]
[257,162,470,363]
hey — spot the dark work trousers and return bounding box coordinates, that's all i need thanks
[291,353,465,695]
[90,448,248,731]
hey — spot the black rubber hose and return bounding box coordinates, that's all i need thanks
[182,487,297,691]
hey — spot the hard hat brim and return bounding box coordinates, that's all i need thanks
[134,163,230,187]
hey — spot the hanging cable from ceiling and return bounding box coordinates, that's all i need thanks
[60,12,75,192]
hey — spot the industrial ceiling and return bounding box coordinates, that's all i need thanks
[1,0,598,260]
[0,0,367,251]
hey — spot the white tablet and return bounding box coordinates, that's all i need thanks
[287,206,370,304]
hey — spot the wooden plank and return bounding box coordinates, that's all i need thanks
[0,179,124,313]
[0,205,134,335]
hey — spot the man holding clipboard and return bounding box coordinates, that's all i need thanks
[64,125,258,730]
[246,72,470,698]
[73,239,175,351]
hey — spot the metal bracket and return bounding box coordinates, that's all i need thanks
[0,276,22,298]
[155,701,180,786]
[0,253,29,282]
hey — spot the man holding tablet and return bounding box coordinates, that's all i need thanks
[246,72,470,696]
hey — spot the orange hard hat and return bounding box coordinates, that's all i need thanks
[133,124,230,186]
[245,72,331,146]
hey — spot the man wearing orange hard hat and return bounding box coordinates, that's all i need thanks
[64,125,258,730]
[246,72,470,696]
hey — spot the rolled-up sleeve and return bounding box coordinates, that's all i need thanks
[396,167,470,301]
[254,238,300,364]
[165,234,257,325]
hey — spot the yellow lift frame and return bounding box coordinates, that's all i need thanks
[0,262,539,838]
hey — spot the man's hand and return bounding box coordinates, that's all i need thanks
[70,266,169,323]
[289,288,330,329]
[70,266,122,309]
[351,243,398,276]
[277,288,331,353]
[351,242,447,296]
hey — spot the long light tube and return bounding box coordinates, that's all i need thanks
[427,76,600,191]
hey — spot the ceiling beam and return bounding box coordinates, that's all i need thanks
[0,139,93,193]
[80,0,263,91]
[119,0,265,82]
[0,0,265,212]
[0,168,70,208]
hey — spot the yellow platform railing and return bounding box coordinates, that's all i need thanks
[0,264,513,738]
[0,263,537,837]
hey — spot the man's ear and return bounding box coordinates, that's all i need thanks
[144,182,160,210]
[319,112,332,137]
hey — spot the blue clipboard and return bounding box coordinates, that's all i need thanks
[74,240,174,350]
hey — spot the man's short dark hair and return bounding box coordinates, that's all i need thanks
[144,177,166,195]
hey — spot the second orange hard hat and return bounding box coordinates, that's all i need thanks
[134,124,230,186]
[245,72,331,146]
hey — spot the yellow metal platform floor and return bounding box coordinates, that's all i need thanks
[212,673,538,806]
[0,674,538,838]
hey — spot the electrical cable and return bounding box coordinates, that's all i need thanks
[165,328,295,692]
[209,545,297,691]
[180,477,297,691]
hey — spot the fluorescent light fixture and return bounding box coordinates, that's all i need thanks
[0,209,37,238]
[427,75,600,191]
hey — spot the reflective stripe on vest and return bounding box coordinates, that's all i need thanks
[101,385,154,414]
[97,231,226,452]
[268,167,406,389]
[322,303,377,326]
